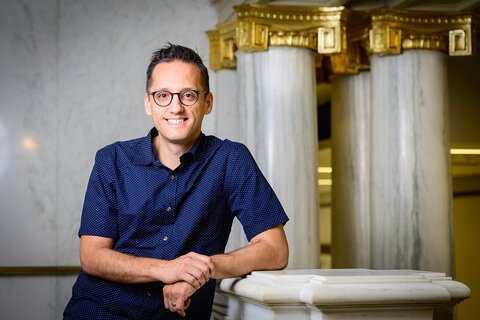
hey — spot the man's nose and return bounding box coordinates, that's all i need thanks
[168,94,184,112]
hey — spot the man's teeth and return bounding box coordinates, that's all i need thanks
[167,119,185,124]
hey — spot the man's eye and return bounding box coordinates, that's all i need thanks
[157,92,169,99]
[182,91,195,99]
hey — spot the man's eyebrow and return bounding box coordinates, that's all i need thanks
[151,87,199,92]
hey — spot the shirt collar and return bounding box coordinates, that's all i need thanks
[132,128,205,166]
[180,131,205,163]
[129,127,157,166]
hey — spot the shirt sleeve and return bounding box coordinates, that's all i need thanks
[225,143,289,241]
[78,147,118,239]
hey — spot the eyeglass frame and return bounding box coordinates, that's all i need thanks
[147,89,209,107]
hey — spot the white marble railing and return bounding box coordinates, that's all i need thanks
[212,269,470,320]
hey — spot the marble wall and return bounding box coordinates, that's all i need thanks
[0,0,217,318]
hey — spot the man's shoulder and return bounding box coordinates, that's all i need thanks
[94,135,148,164]
[203,134,248,156]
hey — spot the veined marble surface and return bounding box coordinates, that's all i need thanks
[331,72,371,269]
[215,269,470,320]
[213,68,249,255]
[0,0,58,267]
[0,0,217,318]
[236,47,319,269]
[214,69,240,142]
[370,51,453,275]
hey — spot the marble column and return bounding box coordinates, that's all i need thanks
[370,50,453,275]
[236,46,319,269]
[331,72,371,269]
[213,69,249,252]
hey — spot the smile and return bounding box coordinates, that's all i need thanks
[167,119,186,124]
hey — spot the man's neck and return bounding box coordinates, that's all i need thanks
[152,135,198,170]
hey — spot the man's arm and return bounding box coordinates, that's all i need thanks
[80,235,215,289]
[163,224,288,315]
[211,224,289,278]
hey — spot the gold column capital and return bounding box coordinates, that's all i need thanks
[206,3,350,70]
[206,5,476,72]
[368,9,476,56]
[207,20,237,70]
[234,3,349,54]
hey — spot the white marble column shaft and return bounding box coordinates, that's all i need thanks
[331,72,371,268]
[370,50,453,275]
[213,69,249,252]
[236,47,319,269]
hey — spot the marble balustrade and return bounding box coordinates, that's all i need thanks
[212,269,470,320]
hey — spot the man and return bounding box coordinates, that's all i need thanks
[64,43,289,319]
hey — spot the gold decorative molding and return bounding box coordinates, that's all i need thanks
[368,9,475,56]
[206,20,238,70]
[206,3,350,70]
[329,14,371,75]
[0,266,81,276]
[206,5,476,71]
[206,30,221,70]
[234,3,349,54]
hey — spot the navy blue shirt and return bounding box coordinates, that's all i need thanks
[65,128,289,319]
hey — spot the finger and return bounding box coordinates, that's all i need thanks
[185,253,215,275]
[186,268,208,287]
[177,309,186,317]
[181,274,201,289]
[184,297,191,310]
[181,258,211,281]
[163,286,171,310]
[173,298,186,316]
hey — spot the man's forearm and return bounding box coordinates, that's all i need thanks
[81,245,167,283]
[80,235,214,287]
[211,225,289,279]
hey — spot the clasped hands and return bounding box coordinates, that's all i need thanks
[162,252,215,317]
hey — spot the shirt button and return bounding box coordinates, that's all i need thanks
[170,175,175,180]
[146,291,152,296]
[163,236,169,241]
[166,207,172,212]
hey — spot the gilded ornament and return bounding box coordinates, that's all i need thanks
[368,9,475,56]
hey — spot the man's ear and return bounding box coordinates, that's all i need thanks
[144,93,152,115]
[205,92,213,115]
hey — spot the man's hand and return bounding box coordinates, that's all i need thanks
[80,236,214,288]
[158,252,215,289]
[163,281,196,317]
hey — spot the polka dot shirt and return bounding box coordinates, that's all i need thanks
[64,128,289,319]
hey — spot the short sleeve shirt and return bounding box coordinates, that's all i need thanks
[67,128,289,319]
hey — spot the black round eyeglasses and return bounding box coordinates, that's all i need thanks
[148,89,208,107]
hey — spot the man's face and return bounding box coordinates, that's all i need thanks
[144,61,212,148]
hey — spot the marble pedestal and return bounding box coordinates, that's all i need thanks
[212,269,470,320]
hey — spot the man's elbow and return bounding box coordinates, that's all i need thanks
[267,239,289,270]
[79,251,95,275]
[276,243,289,270]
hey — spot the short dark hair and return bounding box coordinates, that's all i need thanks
[146,43,210,93]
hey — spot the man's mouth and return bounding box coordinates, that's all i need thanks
[167,119,186,124]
